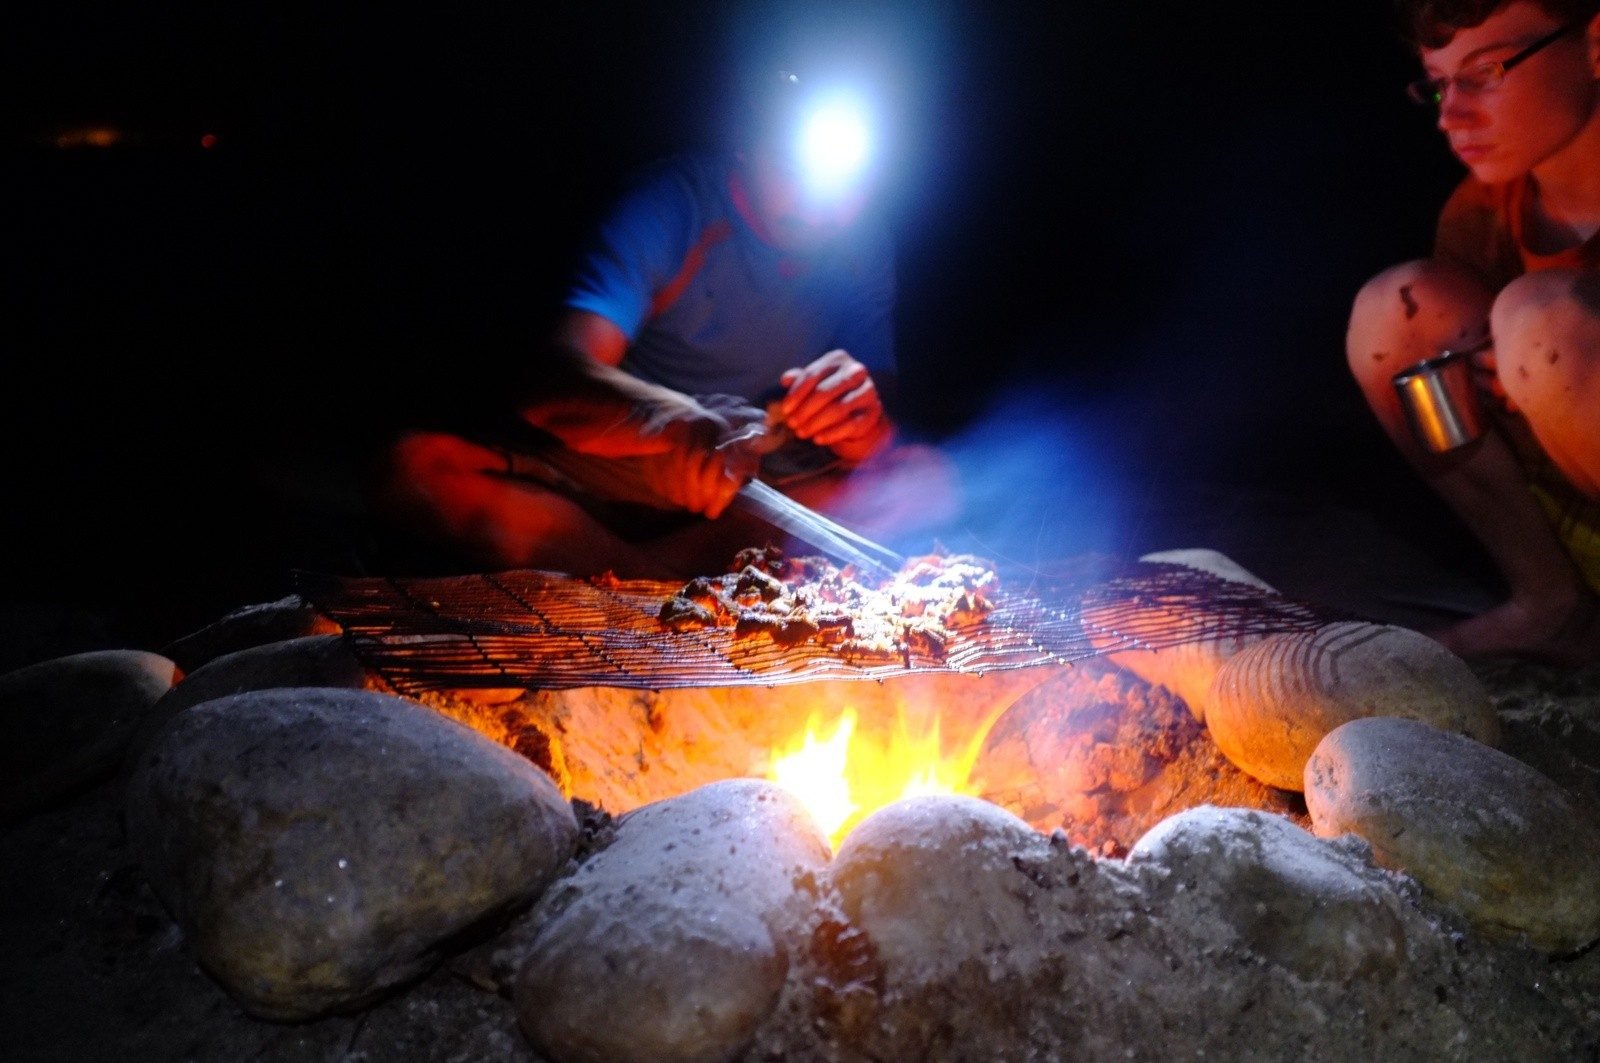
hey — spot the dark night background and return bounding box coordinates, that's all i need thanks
[8,1,1485,646]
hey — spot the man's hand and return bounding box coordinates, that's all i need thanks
[549,395,760,517]
[517,333,764,516]
[643,399,772,517]
[635,442,747,518]
[777,349,893,465]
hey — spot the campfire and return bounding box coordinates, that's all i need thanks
[279,547,1335,842]
[47,545,1595,1061]
[277,546,1343,839]
[765,696,1006,849]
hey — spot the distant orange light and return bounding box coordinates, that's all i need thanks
[200,133,218,150]
[53,126,124,149]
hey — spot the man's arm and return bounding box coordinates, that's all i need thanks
[518,310,689,457]
[512,309,751,516]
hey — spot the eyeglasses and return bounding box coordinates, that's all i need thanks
[1406,21,1582,107]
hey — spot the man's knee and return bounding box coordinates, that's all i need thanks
[1491,268,1599,347]
[382,431,503,482]
[1346,258,1494,389]
[1492,269,1600,409]
[370,430,506,520]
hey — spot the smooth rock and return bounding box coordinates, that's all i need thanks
[160,595,340,673]
[1306,716,1600,953]
[1140,549,1277,592]
[125,686,578,1020]
[1207,621,1499,791]
[514,778,827,1063]
[127,634,373,773]
[1,648,180,821]
[1129,805,1406,981]
[828,793,1056,985]
[1083,549,1277,722]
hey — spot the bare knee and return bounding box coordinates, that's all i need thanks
[382,430,504,483]
[372,431,627,571]
[1491,270,1600,406]
[1493,269,1580,332]
[1346,259,1495,392]
[1490,270,1600,495]
[370,430,509,527]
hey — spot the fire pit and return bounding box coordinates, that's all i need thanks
[6,548,1600,1060]
[287,548,1335,841]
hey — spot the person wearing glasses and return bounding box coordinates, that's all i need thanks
[368,67,959,579]
[1345,0,1600,664]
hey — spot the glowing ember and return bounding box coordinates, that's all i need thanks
[767,705,995,849]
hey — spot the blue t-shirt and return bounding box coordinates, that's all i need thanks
[563,152,896,405]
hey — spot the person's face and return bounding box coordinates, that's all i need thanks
[741,143,872,254]
[1418,2,1600,183]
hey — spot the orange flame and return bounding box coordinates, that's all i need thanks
[767,702,1001,849]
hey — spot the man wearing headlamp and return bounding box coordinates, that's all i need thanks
[373,68,957,577]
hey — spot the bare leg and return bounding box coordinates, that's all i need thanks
[1346,260,1600,664]
[371,431,663,577]
[1492,270,1600,497]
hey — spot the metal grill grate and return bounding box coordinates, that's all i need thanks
[292,561,1353,695]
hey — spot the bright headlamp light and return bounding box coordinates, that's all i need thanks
[793,93,873,200]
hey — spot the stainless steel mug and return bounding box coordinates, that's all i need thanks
[1392,348,1486,453]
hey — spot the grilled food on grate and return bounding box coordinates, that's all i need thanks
[653,545,999,662]
[293,554,1345,693]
